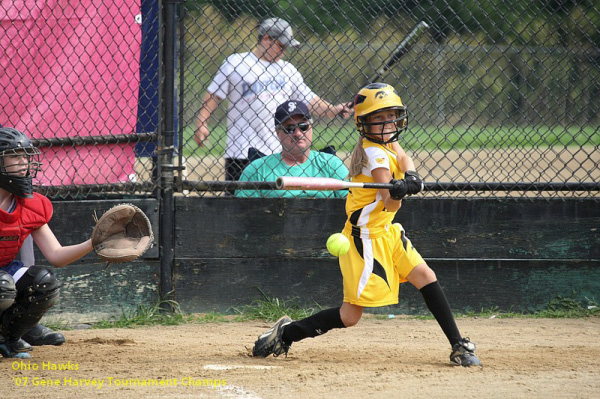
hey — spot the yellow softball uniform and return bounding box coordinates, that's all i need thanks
[340,141,424,307]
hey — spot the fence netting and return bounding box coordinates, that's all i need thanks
[0,1,158,198]
[1,1,598,199]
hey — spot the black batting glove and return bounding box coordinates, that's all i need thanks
[404,170,424,195]
[388,179,408,200]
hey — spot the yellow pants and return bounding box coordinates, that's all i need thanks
[340,223,424,307]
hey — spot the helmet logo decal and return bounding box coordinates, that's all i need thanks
[375,91,388,99]
[354,94,367,106]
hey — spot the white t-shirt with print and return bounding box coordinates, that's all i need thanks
[207,52,317,159]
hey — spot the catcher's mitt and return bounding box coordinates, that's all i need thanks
[91,204,154,263]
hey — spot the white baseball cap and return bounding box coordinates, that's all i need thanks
[257,18,300,48]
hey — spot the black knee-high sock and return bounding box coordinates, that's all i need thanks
[282,307,345,345]
[420,281,462,346]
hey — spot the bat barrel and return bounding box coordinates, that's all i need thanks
[277,176,362,190]
[351,21,431,109]
[384,21,430,70]
[399,21,429,48]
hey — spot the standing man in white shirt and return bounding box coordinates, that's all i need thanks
[194,17,351,190]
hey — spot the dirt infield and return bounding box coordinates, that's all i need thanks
[2,317,599,398]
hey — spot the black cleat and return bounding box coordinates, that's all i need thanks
[252,316,292,358]
[0,337,32,358]
[450,337,482,367]
[22,324,66,346]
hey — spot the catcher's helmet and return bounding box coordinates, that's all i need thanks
[354,83,407,144]
[0,127,41,198]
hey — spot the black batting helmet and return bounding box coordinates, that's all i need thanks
[0,127,41,198]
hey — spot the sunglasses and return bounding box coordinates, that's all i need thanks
[279,122,311,134]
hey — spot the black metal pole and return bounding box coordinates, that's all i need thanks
[158,0,177,310]
[177,3,185,192]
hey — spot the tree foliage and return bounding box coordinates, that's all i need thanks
[188,0,599,46]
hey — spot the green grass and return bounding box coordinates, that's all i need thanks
[410,293,599,320]
[93,298,192,329]
[228,288,320,322]
[89,290,319,329]
[181,123,600,157]
[79,291,598,330]
[534,294,599,318]
[40,320,73,332]
[193,312,229,323]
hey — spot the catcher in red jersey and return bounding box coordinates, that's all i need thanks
[0,127,153,359]
[252,83,482,367]
[0,127,94,359]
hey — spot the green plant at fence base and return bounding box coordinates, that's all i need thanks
[189,312,227,323]
[40,320,73,332]
[228,288,320,322]
[93,298,190,329]
[454,293,599,319]
[537,294,599,318]
[82,291,597,329]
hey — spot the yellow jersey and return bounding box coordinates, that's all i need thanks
[344,141,405,239]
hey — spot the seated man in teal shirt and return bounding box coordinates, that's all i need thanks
[236,100,348,198]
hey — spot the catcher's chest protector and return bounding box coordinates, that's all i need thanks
[0,193,52,267]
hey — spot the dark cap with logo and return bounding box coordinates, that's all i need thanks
[274,100,312,127]
[258,18,300,48]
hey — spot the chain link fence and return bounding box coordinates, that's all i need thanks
[182,1,600,199]
[1,1,598,199]
[0,1,158,198]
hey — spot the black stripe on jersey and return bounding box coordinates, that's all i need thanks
[350,209,363,238]
[372,259,390,290]
[349,208,362,226]
[353,235,391,291]
[400,228,408,252]
[353,235,364,257]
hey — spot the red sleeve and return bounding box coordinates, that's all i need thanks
[33,193,53,224]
